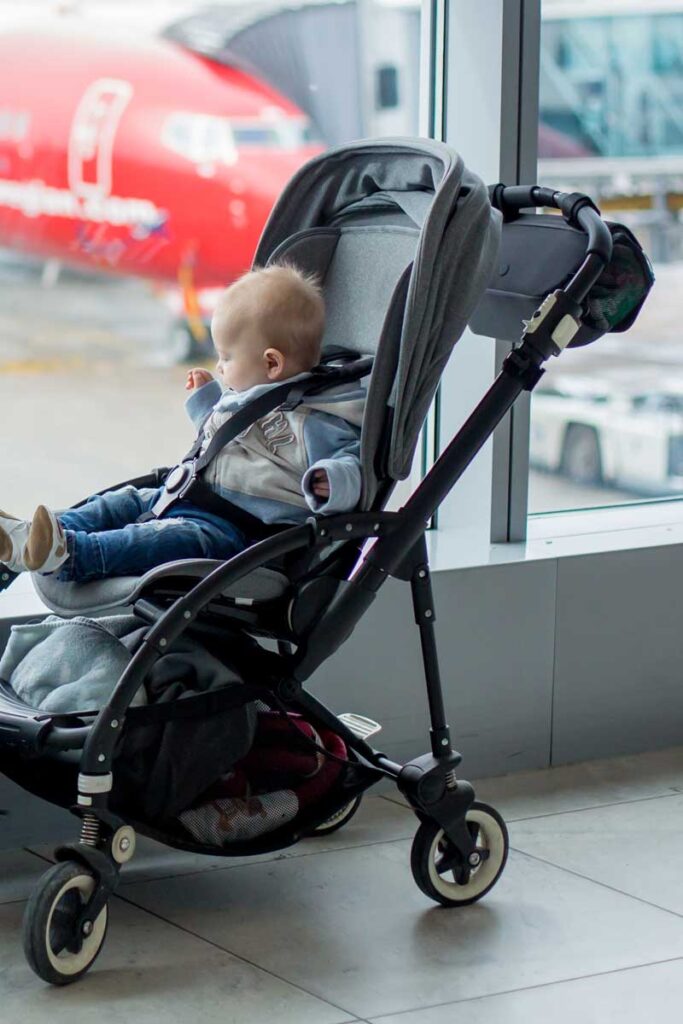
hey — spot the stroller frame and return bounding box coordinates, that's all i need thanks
[4,182,619,983]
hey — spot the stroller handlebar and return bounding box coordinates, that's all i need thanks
[490,183,613,265]
[488,182,613,308]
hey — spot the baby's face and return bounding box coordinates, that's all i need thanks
[212,322,271,393]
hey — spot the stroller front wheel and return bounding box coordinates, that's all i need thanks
[22,861,108,985]
[411,802,509,907]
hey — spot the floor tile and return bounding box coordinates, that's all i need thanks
[0,895,356,1024]
[475,746,683,821]
[380,746,683,821]
[510,792,683,914]
[0,849,47,904]
[367,957,683,1024]
[122,838,683,1019]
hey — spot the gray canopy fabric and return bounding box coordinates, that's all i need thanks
[254,137,501,486]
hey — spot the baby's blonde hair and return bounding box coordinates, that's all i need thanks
[215,263,325,370]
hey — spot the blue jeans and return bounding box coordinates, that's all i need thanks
[57,486,246,582]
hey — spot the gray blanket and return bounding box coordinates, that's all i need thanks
[0,615,149,713]
[0,613,259,820]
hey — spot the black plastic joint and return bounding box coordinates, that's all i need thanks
[430,725,454,757]
[557,191,601,229]
[0,564,18,591]
[412,564,436,622]
[488,182,532,221]
[277,678,302,702]
[488,182,507,213]
[502,349,546,391]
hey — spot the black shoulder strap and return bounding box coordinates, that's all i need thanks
[194,355,373,474]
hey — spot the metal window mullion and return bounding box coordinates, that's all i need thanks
[490,0,541,543]
[418,0,447,518]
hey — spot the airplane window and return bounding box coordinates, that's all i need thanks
[0,110,30,141]
[231,125,281,147]
[161,112,236,165]
[229,118,321,150]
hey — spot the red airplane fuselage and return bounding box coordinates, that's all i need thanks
[0,30,321,288]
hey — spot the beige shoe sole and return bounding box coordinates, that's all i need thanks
[24,505,67,572]
[0,510,22,565]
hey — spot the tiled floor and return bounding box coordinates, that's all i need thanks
[1,747,682,1022]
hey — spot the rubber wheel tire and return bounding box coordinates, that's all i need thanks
[410,801,509,907]
[308,795,363,837]
[22,861,108,985]
[561,424,603,485]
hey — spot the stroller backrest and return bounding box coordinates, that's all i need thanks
[254,138,501,510]
[268,222,419,358]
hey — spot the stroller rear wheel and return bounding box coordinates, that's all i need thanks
[22,861,108,985]
[309,795,363,836]
[410,801,508,907]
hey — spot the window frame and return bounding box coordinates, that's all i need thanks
[422,0,541,544]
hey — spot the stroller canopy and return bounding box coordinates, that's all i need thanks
[254,137,501,497]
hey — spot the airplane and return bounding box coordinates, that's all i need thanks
[0,28,323,355]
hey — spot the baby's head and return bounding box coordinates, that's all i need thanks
[210,264,324,392]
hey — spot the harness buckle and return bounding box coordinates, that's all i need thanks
[142,461,197,522]
[164,461,196,496]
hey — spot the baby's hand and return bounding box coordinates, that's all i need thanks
[311,469,330,500]
[185,368,214,391]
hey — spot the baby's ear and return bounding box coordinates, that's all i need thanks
[264,348,286,379]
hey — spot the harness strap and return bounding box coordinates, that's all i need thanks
[195,356,372,473]
[177,481,286,540]
[141,354,373,526]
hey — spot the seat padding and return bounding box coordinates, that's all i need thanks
[269,224,418,356]
[32,562,290,617]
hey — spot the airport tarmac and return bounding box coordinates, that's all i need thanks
[0,251,679,517]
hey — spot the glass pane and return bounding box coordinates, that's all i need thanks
[530,1,683,515]
[0,2,422,515]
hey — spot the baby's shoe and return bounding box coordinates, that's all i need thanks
[24,506,69,575]
[0,510,32,572]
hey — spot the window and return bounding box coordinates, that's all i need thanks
[1,0,422,513]
[529,0,683,516]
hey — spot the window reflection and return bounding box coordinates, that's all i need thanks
[0,1,421,511]
[530,1,683,515]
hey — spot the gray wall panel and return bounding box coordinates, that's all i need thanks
[552,545,683,764]
[3,545,682,851]
[310,559,557,778]
[0,777,71,851]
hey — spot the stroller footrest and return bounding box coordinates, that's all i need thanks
[338,713,382,740]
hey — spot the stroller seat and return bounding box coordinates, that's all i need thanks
[27,143,448,625]
[32,561,290,617]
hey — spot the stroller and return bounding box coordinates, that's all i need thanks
[0,138,653,984]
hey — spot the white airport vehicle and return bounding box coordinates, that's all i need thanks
[530,376,683,494]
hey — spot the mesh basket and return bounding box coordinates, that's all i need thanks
[178,711,349,846]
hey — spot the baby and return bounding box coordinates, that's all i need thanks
[0,265,365,583]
